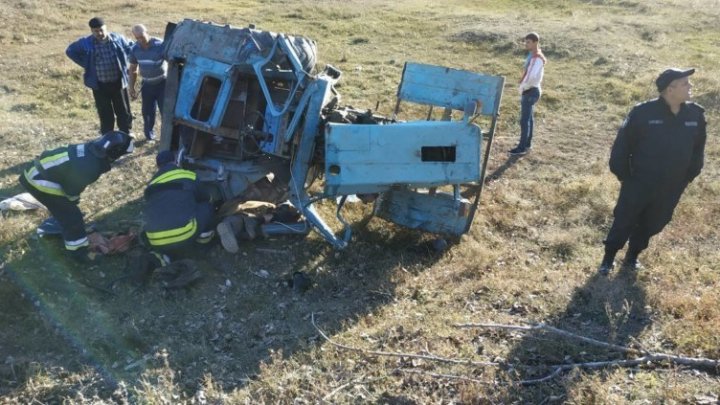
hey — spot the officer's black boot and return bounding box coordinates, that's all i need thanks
[622,248,643,271]
[128,252,165,285]
[68,246,97,265]
[598,247,617,276]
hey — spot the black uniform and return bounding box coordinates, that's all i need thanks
[19,143,112,252]
[604,97,706,253]
[143,164,215,256]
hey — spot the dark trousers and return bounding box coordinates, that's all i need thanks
[604,179,688,253]
[518,87,540,149]
[92,79,132,134]
[149,202,215,258]
[19,172,87,249]
[141,79,165,140]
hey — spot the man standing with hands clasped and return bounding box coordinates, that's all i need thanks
[509,32,546,156]
[128,24,167,142]
[598,68,707,275]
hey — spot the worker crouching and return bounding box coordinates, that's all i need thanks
[141,151,216,268]
[19,131,134,263]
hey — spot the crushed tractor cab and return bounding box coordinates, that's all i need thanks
[160,19,504,249]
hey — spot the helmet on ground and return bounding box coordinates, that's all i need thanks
[89,131,134,161]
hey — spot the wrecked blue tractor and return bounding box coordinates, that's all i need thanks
[160,19,504,249]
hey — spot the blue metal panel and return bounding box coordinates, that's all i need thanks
[375,189,472,235]
[288,78,349,248]
[324,121,482,195]
[174,55,234,129]
[397,62,503,116]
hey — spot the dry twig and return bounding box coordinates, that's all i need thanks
[454,322,637,354]
[312,315,720,388]
[454,322,720,371]
[312,313,498,367]
[398,366,563,386]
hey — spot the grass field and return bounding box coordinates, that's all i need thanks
[1,0,719,403]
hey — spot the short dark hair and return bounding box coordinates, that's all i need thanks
[525,32,540,42]
[89,17,105,29]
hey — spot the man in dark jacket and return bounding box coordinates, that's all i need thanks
[19,131,134,262]
[66,17,134,134]
[141,151,216,268]
[598,68,706,275]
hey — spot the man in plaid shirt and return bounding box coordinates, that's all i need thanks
[66,17,134,135]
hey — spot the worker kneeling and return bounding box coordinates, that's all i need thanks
[141,151,216,269]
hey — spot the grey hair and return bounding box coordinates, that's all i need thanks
[131,24,147,35]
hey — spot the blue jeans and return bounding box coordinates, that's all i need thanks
[518,87,540,150]
[141,79,166,140]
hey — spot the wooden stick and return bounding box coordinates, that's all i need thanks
[454,322,637,354]
[312,313,498,367]
[455,322,720,370]
[398,366,563,386]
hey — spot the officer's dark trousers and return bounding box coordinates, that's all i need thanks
[150,202,215,258]
[19,173,87,249]
[93,79,133,134]
[604,178,688,253]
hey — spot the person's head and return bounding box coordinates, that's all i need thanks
[89,17,108,41]
[155,150,176,167]
[657,68,695,105]
[524,32,540,51]
[89,131,135,162]
[132,24,149,46]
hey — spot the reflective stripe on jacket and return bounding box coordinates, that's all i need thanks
[23,143,108,201]
[146,217,198,246]
[143,166,202,247]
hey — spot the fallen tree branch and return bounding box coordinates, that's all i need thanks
[454,322,638,354]
[312,313,498,367]
[549,354,720,371]
[321,375,365,402]
[454,322,720,371]
[398,366,563,386]
[312,315,720,389]
[321,376,385,403]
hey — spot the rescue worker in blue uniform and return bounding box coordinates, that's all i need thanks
[18,131,135,262]
[598,68,706,274]
[141,151,216,268]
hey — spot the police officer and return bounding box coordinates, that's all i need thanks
[141,151,216,268]
[598,68,706,274]
[19,131,135,262]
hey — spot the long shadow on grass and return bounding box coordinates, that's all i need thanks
[485,154,522,183]
[502,267,650,402]
[0,203,443,400]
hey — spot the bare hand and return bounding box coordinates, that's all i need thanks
[129,88,138,100]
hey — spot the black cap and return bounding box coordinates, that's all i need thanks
[656,68,695,92]
[156,150,175,167]
[89,17,105,29]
